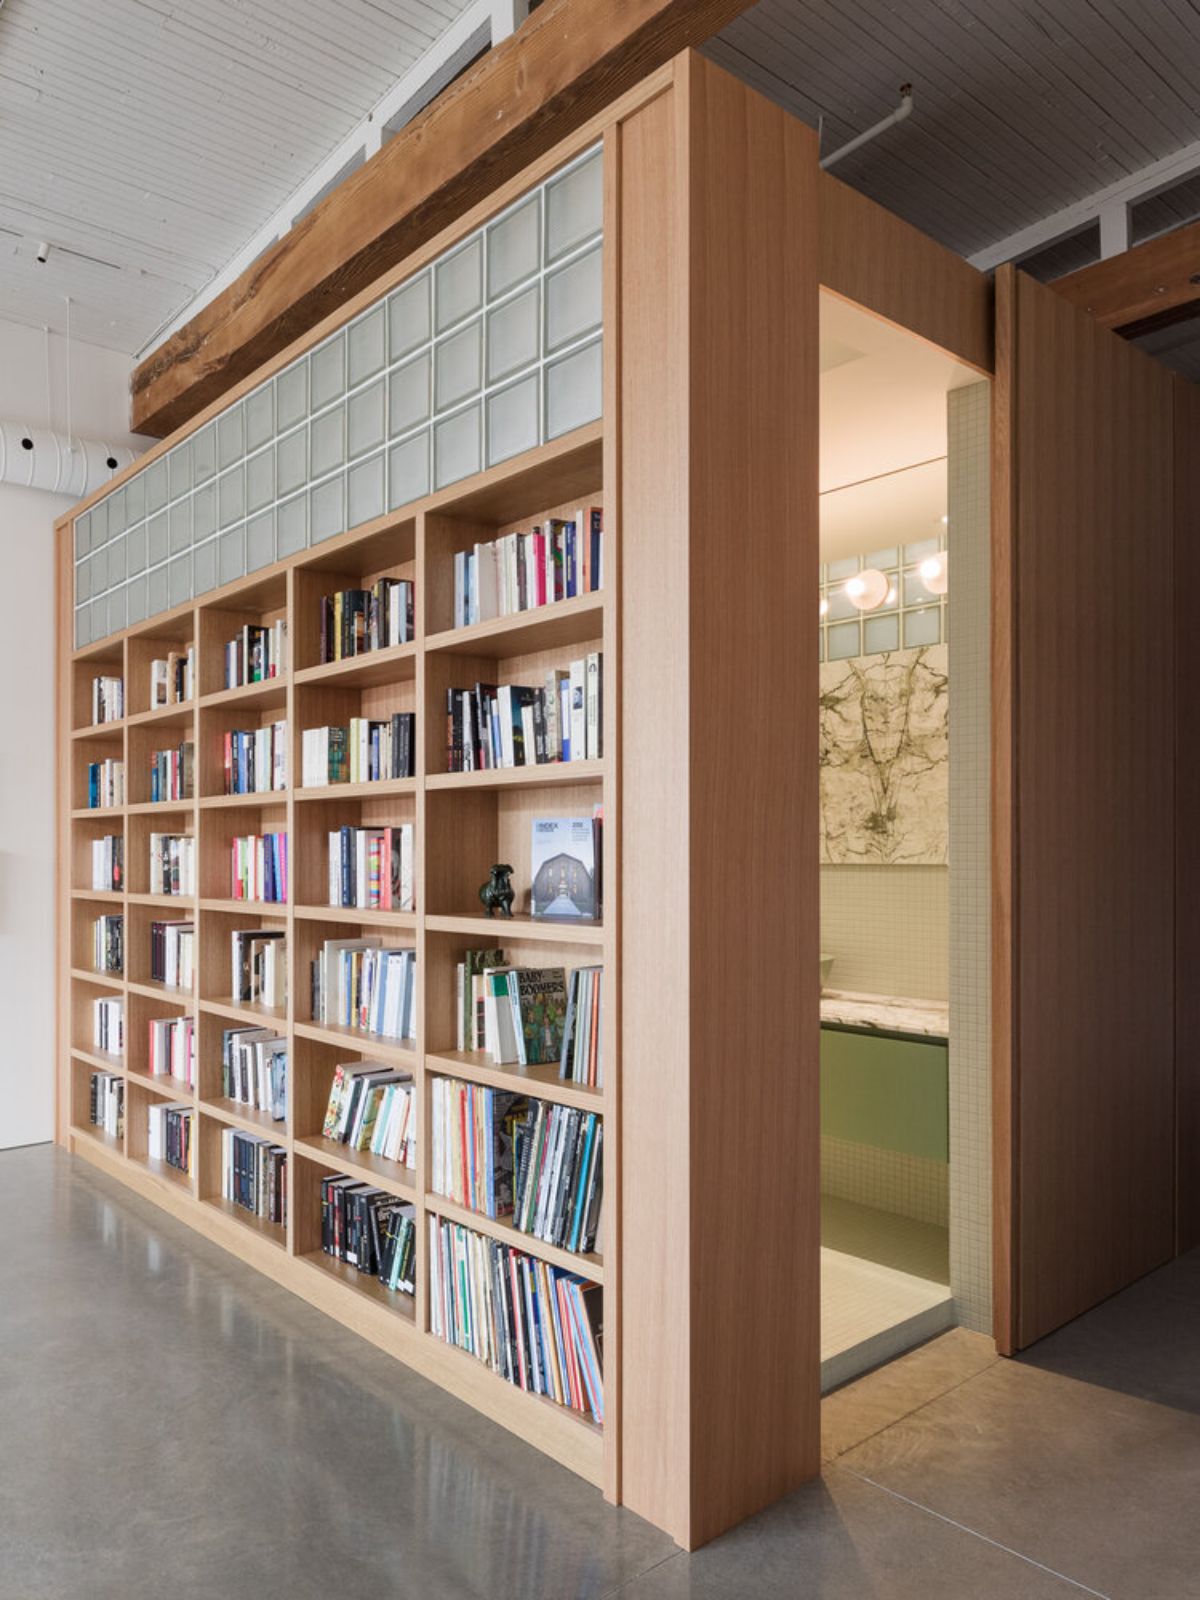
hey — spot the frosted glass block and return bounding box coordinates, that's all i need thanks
[349,305,386,386]
[486,372,539,466]
[544,338,601,439]
[108,486,127,537]
[310,334,346,410]
[276,428,307,496]
[348,379,385,459]
[828,620,860,660]
[276,362,308,431]
[218,525,245,585]
[486,284,539,384]
[145,458,168,515]
[219,465,245,529]
[348,452,385,527]
[826,584,858,622]
[75,605,91,648]
[867,546,899,569]
[388,431,429,509]
[147,564,169,616]
[108,533,126,584]
[388,273,430,361]
[864,614,900,654]
[245,384,274,453]
[147,511,169,567]
[126,574,147,626]
[904,537,939,562]
[126,473,145,524]
[91,545,108,594]
[192,423,216,485]
[169,443,192,501]
[827,555,859,580]
[276,494,308,557]
[311,405,346,477]
[193,482,216,541]
[904,605,941,647]
[246,447,275,514]
[90,594,107,640]
[310,474,345,543]
[435,319,482,412]
[818,629,825,663]
[75,512,91,558]
[435,237,482,333]
[168,552,191,607]
[246,510,275,572]
[434,403,481,489]
[92,498,110,546]
[546,150,602,262]
[389,352,430,436]
[169,498,191,554]
[218,405,244,470]
[545,245,601,353]
[488,194,540,297]
[192,537,217,596]
[108,585,127,630]
[76,556,92,602]
[903,568,935,606]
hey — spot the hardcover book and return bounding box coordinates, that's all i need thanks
[530,818,597,920]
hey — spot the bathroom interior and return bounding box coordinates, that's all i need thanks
[818,291,992,1390]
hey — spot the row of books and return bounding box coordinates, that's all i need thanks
[91,835,123,892]
[231,927,286,1008]
[92,674,124,724]
[321,1061,416,1167]
[320,1178,416,1296]
[87,759,124,808]
[150,740,194,802]
[151,648,195,707]
[231,832,287,903]
[327,824,414,913]
[224,620,287,688]
[151,919,194,990]
[319,579,414,663]
[94,997,123,1054]
[560,967,603,1088]
[300,714,415,788]
[150,832,196,896]
[451,509,603,628]
[222,1027,287,1120]
[221,1129,287,1224]
[455,954,603,1086]
[428,1218,603,1423]
[224,724,287,795]
[445,654,602,772]
[148,1015,195,1085]
[94,914,123,973]
[89,1071,124,1138]
[310,939,416,1042]
[147,1102,194,1174]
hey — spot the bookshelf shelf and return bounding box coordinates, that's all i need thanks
[72,1045,126,1074]
[199,1097,285,1138]
[127,978,194,1003]
[126,799,196,815]
[126,701,195,728]
[130,1152,194,1192]
[127,892,196,907]
[198,897,287,915]
[126,1066,193,1096]
[201,1195,287,1251]
[293,1135,417,1200]
[198,678,288,713]
[71,1121,123,1155]
[426,1050,601,1112]
[426,592,604,659]
[294,777,417,802]
[71,966,124,991]
[296,1249,416,1321]
[425,760,603,791]
[198,995,288,1028]
[293,1019,418,1066]
[293,904,418,931]
[198,791,287,810]
[71,720,126,740]
[426,913,604,946]
[72,888,124,904]
[295,643,418,690]
[71,805,126,820]
[428,1196,606,1285]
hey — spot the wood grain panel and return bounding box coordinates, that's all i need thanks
[1174,374,1200,1255]
[996,266,1176,1348]
[819,173,993,376]
[1054,219,1200,335]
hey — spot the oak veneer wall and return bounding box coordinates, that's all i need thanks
[618,54,819,1549]
[1175,374,1200,1257]
[993,265,1177,1352]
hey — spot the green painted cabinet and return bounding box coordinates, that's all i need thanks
[819,1027,948,1162]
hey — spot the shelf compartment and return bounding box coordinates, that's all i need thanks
[290,789,416,913]
[71,814,126,896]
[428,1195,604,1285]
[71,729,127,813]
[124,897,195,990]
[200,1195,287,1251]
[294,1020,417,1066]
[198,995,288,1028]
[72,650,125,733]
[196,1109,288,1249]
[70,1120,123,1157]
[293,1137,417,1201]
[71,973,127,1061]
[426,592,603,660]
[291,1146,417,1319]
[197,695,289,802]
[294,677,416,794]
[197,677,288,713]
[198,800,287,903]
[296,1249,416,1321]
[197,580,288,700]
[126,809,196,898]
[126,622,195,720]
[70,1054,125,1149]
[291,518,416,675]
[199,1096,286,1139]
[69,897,124,978]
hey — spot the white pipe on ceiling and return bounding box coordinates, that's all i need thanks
[0,420,138,499]
[820,85,914,171]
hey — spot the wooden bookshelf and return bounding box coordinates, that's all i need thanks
[56,56,819,1550]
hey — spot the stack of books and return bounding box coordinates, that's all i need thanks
[91,675,124,723]
[147,1015,195,1084]
[150,919,194,989]
[301,714,415,786]
[320,1177,416,1295]
[327,824,414,912]
[452,508,603,628]
[322,1062,416,1166]
[445,653,602,771]
[93,997,123,1054]
[319,579,414,661]
[93,914,123,973]
[221,1129,287,1223]
[149,740,194,802]
[230,832,287,903]
[87,758,124,808]
[147,1103,194,1173]
[89,1072,124,1138]
[151,648,195,706]
[91,834,123,891]
[230,928,286,1008]
[310,939,415,1043]
[221,1027,287,1120]
[149,833,196,896]
[224,620,287,688]
[223,724,287,794]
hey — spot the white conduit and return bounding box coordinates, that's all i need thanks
[0,419,138,499]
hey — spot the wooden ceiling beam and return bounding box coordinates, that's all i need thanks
[130,0,757,438]
[1053,218,1200,335]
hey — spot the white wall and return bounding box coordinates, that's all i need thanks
[0,323,145,1148]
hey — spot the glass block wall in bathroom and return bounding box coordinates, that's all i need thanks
[818,535,948,664]
[73,145,604,648]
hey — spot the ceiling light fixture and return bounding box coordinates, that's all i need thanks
[845,568,890,612]
[920,553,949,596]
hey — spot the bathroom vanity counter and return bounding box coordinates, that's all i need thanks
[820,988,949,1043]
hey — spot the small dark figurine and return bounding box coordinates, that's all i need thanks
[479,863,515,919]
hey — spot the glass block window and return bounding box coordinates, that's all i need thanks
[73,144,604,649]
[818,531,948,664]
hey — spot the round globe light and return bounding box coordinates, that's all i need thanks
[920,553,949,596]
[844,567,891,612]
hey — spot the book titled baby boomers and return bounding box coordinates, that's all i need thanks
[529,815,602,921]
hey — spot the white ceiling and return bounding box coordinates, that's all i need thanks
[819,292,977,560]
[0,0,477,354]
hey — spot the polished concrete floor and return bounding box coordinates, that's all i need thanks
[3,1144,1198,1600]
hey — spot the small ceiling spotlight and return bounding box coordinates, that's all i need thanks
[35,241,50,264]
[845,568,891,612]
[920,553,949,596]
